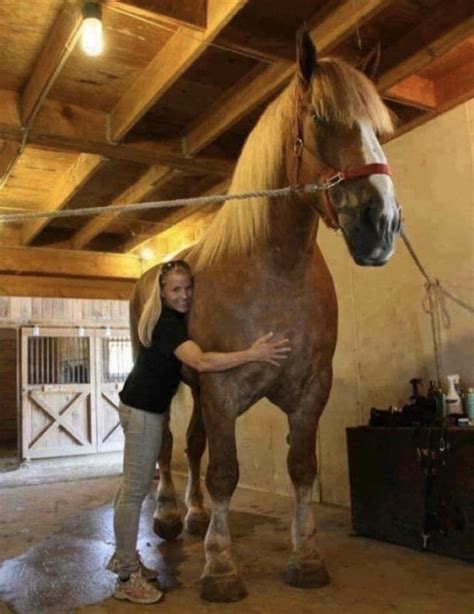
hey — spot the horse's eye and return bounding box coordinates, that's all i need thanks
[311,111,327,125]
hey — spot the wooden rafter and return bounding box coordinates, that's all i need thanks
[124,178,230,253]
[377,1,474,93]
[107,0,207,30]
[0,245,143,279]
[384,75,437,111]
[108,0,249,142]
[0,274,134,300]
[0,91,233,175]
[21,153,104,245]
[0,3,82,190]
[69,165,177,249]
[0,141,20,189]
[21,2,82,126]
[184,0,394,156]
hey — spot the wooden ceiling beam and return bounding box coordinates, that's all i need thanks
[377,1,474,93]
[184,0,394,156]
[21,2,82,127]
[109,0,249,142]
[69,165,177,249]
[107,0,207,30]
[0,245,143,280]
[0,226,21,247]
[435,56,474,108]
[0,91,233,175]
[0,4,83,190]
[0,274,134,300]
[124,178,230,253]
[0,141,20,189]
[21,153,105,245]
[384,75,437,111]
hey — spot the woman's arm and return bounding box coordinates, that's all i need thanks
[174,332,291,373]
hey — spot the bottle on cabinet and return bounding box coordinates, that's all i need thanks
[445,374,462,415]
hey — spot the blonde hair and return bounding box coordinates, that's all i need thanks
[137,260,191,347]
[190,57,394,271]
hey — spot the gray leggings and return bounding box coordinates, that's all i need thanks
[113,401,166,576]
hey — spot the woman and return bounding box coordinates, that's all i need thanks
[110,260,291,604]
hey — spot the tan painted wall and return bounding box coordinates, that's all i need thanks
[169,101,473,506]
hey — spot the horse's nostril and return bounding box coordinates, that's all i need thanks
[362,203,373,226]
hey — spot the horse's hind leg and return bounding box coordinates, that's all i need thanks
[184,387,209,536]
[285,378,331,588]
[153,411,183,540]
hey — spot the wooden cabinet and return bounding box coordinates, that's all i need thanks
[346,426,474,562]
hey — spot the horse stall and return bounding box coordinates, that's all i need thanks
[0,1,473,613]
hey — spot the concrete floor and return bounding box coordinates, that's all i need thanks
[0,473,473,614]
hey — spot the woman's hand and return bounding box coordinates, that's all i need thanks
[248,332,291,366]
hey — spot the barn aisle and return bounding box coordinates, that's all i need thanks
[0,475,472,614]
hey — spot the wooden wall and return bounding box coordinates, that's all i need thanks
[0,328,18,446]
[0,296,129,328]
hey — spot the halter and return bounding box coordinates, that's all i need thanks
[291,90,392,230]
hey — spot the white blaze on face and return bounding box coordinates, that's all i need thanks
[359,120,395,203]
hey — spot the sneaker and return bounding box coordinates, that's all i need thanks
[107,553,159,581]
[113,569,164,604]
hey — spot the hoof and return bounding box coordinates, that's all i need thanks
[200,574,247,603]
[286,560,330,588]
[185,510,209,536]
[153,516,183,540]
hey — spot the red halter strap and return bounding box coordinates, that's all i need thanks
[291,92,392,230]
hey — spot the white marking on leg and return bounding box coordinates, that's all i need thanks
[203,501,236,577]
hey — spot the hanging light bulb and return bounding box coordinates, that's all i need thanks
[81,2,104,57]
[140,247,154,262]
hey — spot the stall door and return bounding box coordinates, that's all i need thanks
[96,329,132,452]
[21,327,96,459]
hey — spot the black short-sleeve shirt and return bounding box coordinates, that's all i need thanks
[119,306,189,414]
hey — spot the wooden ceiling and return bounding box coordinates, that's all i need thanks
[0,0,472,299]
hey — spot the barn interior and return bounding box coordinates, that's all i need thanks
[0,0,473,612]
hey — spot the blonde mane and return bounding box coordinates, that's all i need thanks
[191,58,394,271]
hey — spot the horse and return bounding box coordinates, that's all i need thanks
[129,27,400,602]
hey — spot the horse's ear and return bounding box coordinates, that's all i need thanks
[296,24,317,87]
[357,43,381,83]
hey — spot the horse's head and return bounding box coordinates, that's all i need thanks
[292,27,400,266]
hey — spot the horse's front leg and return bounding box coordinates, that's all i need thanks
[285,372,332,588]
[184,387,209,536]
[200,393,246,602]
[153,412,183,540]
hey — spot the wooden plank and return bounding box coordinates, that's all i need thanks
[0,245,142,280]
[0,274,134,300]
[21,154,105,245]
[435,57,474,107]
[21,2,82,126]
[109,0,249,141]
[184,0,393,155]
[0,91,233,175]
[0,226,21,247]
[378,3,474,93]
[69,165,176,249]
[124,178,230,253]
[0,141,20,188]
[384,75,437,111]
[108,0,207,29]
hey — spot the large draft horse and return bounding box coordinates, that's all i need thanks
[130,29,400,602]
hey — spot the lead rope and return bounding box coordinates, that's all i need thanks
[400,227,474,384]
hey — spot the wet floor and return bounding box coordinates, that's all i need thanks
[0,476,473,613]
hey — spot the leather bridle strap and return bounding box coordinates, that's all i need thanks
[291,90,392,230]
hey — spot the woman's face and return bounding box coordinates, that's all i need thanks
[160,271,193,313]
